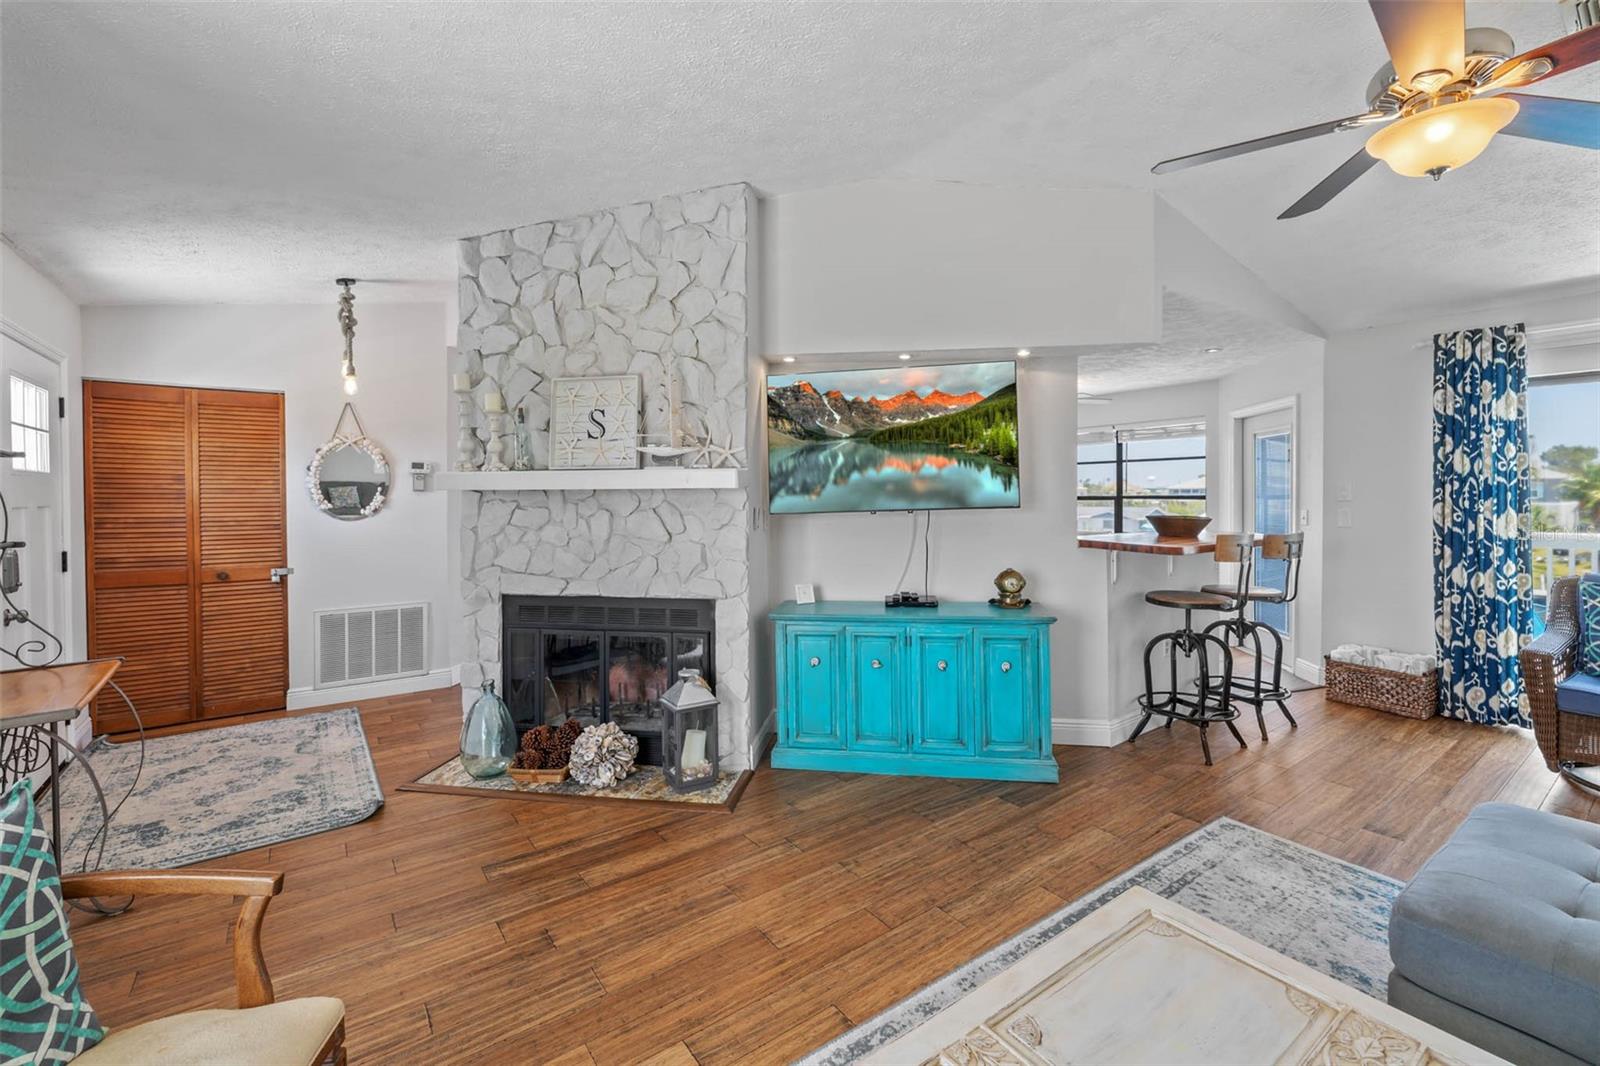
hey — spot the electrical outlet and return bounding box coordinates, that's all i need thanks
[1336,507,1352,528]
[1337,483,1353,502]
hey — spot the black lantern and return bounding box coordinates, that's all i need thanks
[660,669,719,792]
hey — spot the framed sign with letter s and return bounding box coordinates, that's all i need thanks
[549,375,642,469]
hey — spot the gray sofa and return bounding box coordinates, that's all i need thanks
[1388,803,1600,1066]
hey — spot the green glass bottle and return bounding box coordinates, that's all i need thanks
[459,681,516,778]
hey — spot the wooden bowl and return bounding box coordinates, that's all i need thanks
[1147,514,1211,538]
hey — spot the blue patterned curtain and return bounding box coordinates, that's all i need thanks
[1432,324,1531,725]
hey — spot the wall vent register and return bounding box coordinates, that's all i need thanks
[315,601,429,688]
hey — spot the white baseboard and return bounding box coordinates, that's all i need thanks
[747,707,777,771]
[286,667,455,710]
[1294,658,1324,685]
[1052,710,1147,748]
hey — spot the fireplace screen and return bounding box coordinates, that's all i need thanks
[503,596,714,766]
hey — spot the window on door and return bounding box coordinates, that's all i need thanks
[8,374,51,473]
[1077,420,1207,533]
[1528,372,1600,615]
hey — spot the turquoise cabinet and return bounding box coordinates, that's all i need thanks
[846,627,905,752]
[771,601,1057,783]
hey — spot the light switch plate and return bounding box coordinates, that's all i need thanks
[1336,507,1352,528]
[1337,484,1353,502]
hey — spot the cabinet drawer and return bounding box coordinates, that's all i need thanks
[978,630,1042,758]
[912,627,973,755]
[783,626,843,748]
[846,627,905,752]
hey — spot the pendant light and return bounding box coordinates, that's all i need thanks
[336,278,359,395]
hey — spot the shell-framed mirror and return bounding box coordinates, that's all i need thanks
[308,403,390,520]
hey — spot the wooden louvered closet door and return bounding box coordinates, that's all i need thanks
[83,382,287,731]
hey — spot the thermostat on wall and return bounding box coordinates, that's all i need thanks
[410,461,434,491]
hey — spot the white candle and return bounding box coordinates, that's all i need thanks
[452,373,472,392]
[681,728,707,769]
[482,390,506,413]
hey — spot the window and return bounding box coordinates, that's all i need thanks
[1077,419,1207,533]
[8,374,50,473]
[1528,372,1600,609]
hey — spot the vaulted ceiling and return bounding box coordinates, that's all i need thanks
[4,1,1596,331]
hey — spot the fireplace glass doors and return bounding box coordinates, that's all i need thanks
[503,596,714,766]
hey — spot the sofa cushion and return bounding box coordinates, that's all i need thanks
[1556,671,1600,718]
[0,779,104,1063]
[1388,803,1600,1064]
[75,997,344,1066]
[1580,572,1600,676]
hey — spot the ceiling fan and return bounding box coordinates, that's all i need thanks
[1153,1,1600,218]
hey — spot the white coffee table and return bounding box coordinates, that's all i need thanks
[869,886,1504,1065]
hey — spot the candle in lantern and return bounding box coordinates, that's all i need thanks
[452,372,473,392]
[681,728,707,770]
[482,390,507,413]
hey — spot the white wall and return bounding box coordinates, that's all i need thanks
[81,302,453,702]
[1322,282,1600,655]
[762,181,1159,356]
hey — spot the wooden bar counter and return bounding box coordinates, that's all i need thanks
[1076,532,1228,556]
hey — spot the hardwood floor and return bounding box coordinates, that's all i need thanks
[70,685,1598,1064]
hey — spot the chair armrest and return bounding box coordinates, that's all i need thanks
[61,868,283,1009]
[59,869,283,900]
[1521,619,1578,771]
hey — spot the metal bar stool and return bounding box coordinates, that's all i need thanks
[1128,533,1250,766]
[1200,531,1304,741]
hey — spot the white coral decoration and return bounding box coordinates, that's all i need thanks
[568,722,639,788]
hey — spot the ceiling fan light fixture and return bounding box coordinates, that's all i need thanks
[1364,96,1519,178]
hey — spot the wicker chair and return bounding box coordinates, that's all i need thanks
[1520,575,1600,794]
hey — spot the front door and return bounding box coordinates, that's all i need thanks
[1,334,67,661]
[1241,411,1294,664]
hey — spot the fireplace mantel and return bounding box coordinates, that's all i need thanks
[436,467,747,492]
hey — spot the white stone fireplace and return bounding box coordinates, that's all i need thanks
[453,183,767,770]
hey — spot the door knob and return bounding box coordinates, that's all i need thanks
[870,658,882,669]
[1001,661,1012,673]
[269,566,294,584]
[216,571,230,582]
[809,656,820,668]
[936,659,948,672]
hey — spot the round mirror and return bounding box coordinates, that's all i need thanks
[308,436,389,520]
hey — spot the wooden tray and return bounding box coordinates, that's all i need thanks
[508,765,569,785]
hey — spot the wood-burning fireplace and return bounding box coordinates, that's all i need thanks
[501,595,715,766]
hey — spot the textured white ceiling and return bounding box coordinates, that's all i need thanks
[3,1,1596,327]
[1077,292,1319,396]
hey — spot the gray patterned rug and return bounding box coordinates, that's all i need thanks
[801,818,1402,1065]
[52,709,383,870]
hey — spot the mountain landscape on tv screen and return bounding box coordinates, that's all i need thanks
[766,361,1020,514]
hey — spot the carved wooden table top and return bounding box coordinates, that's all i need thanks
[868,886,1504,1066]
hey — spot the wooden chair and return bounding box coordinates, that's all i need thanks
[61,869,346,1066]
[1521,575,1600,795]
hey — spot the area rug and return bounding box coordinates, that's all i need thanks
[800,818,1402,1065]
[53,709,383,870]
[400,756,751,814]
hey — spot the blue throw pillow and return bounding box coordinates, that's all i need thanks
[1,778,104,1063]
[1580,572,1600,678]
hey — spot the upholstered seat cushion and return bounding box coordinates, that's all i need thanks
[1556,672,1600,718]
[75,997,344,1066]
[1388,803,1600,1064]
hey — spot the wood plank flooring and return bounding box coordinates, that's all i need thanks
[69,686,1597,1063]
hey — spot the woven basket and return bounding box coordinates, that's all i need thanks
[1324,656,1438,719]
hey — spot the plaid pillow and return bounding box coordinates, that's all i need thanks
[1581,572,1600,678]
[1,779,104,1063]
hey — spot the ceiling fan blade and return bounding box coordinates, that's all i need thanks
[1278,150,1381,220]
[1484,24,1600,90]
[1368,0,1464,86]
[1151,115,1373,174]
[1498,94,1600,150]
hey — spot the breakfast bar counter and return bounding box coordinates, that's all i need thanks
[1076,533,1228,556]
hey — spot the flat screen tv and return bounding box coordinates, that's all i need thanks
[767,359,1019,515]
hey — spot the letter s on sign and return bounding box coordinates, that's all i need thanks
[587,409,606,440]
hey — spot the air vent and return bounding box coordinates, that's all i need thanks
[314,601,429,689]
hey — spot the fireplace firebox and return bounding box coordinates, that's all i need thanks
[501,595,715,766]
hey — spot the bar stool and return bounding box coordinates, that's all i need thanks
[1128,533,1251,766]
[1200,532,1304,741]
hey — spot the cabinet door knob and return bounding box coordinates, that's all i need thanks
[936,659,948,672]
[870,658,883,669]
[809,656,820,668]
[216,571,230,582]
[1000,661,1012,673]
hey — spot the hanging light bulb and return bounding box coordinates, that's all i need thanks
[1365,97,1519,179]
[336,278,359,395]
